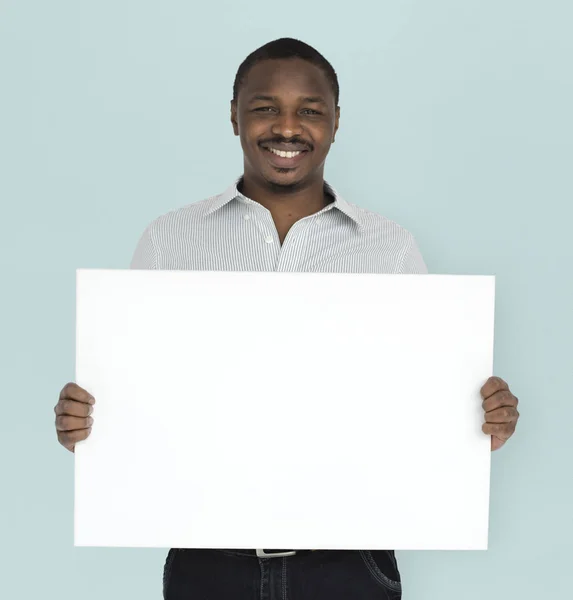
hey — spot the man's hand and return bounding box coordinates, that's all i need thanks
[480,376,519,451]
[54,382,95,452]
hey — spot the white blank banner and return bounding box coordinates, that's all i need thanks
[75,270,494,550]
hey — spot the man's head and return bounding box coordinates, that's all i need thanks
[231,38,340,192]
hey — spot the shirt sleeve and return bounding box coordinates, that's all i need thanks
[400,234,428,274]
[130,223,158,270]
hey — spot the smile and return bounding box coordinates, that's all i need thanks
[268,148,302,158]
[261,146,310,168]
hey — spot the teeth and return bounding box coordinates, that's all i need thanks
[268,148,302,158]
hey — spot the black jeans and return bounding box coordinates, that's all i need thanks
[163,549,402,599]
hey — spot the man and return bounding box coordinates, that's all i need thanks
[54,38,520,599]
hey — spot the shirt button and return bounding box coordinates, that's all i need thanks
[243,214,250,221]
[265,235,273,244]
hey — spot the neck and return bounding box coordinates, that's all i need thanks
[239,175,330,223]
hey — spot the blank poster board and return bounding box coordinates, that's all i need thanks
[75,269,495,550]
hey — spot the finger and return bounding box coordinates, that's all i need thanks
[480,376,509,399]
[59,382,95,404]
[58,427,92,450]
[482,421,516,440]
[55,398,93,418]
[484,406,519,424]
[55,415,93,432]
[482,390,518,412]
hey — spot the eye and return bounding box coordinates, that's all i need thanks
[252,107,322,115]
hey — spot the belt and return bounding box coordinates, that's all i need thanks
[256,549,298,558]
[224,549,315,558]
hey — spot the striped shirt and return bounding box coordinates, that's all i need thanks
[130,177,427,274]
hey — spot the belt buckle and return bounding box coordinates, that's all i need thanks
[256,549,297,558]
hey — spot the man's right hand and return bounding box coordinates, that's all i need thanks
[55,382,95,452]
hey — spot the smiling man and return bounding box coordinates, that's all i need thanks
[54,38,520,599]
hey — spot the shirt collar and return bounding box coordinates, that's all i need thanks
[206,176,364,230]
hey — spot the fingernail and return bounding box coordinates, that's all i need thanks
[87,417,94,426]
[88,405,93,415]
[88,396,95,404]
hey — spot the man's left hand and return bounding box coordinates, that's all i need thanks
[480,376,520,451]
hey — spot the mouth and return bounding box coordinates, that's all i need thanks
[260,145,310,169]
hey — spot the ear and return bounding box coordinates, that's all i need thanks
[332,105,340,143]
[231,100,239,136]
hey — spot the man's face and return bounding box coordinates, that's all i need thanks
[231,58,340,190]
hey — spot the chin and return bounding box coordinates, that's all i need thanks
[263,168,306,190]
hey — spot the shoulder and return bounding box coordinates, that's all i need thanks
[130,194,217,269]
[349,203,428,274]
[352,203,417,245]
[144,195,215,238]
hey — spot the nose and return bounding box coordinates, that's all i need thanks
[271,112,304,138]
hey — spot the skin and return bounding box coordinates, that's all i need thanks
[54,58,520,452]
[55,382,94,451]
[231,58,340,244]
[480,377,520,451]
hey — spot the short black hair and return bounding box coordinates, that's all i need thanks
[232,37,339,106]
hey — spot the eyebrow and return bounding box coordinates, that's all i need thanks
[248,94,327,105]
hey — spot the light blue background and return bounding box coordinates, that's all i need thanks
[1,1,571,598]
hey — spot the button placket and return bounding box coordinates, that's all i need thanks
[251,213,277,246]
[276,219,311,272]
[247,211,280,269]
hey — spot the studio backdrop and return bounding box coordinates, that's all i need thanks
[1,1,571,599]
